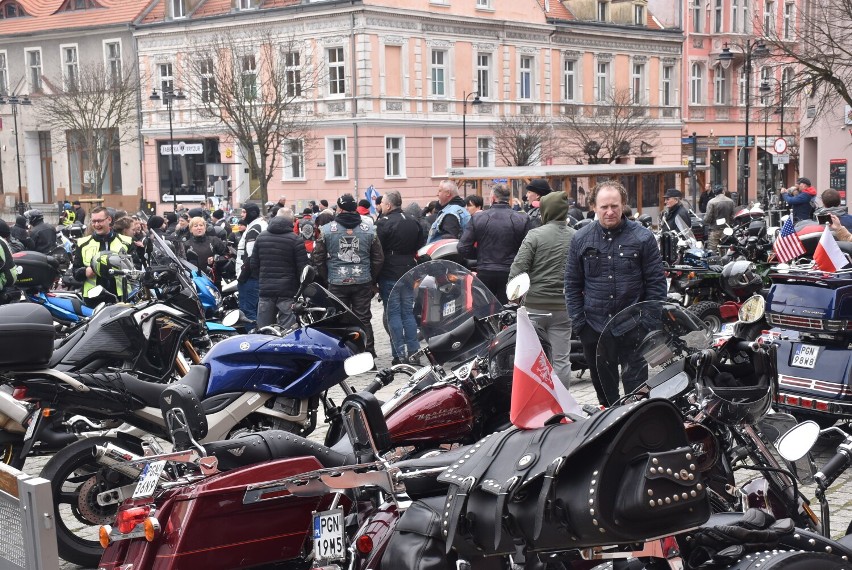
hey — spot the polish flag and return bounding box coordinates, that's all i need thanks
[814,225,849,273]
[510,307,582,429]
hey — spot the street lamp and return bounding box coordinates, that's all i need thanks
[462,91,482,167]
[718,39,769,205]
[150,87,186,212]
[0,94,33,215]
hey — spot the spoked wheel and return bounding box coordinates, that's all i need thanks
[40,436,136,567]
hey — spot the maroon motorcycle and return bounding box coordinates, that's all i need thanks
[96,260,537,569]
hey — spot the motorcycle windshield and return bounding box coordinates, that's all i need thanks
[147,230,205,320]
[388,260,502,367]
[595,301,712,401]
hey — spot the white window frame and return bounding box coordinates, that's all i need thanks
[60,44,79,91]
[326,47,346,97]
[430,0,449,5]
[283,50,302,98]
[430,49,447,97]
[714,65,728,105]
[241,53,258,101]
[781,66,794,104]
[690,62,704,105]
[25,48,43,93]
[282,138,305,181]
[738,65,747,106]
[692,0,703,33]
[563,58,577,102]
[158,62,174,106]
[238,0,257,10]
[714,0,723,33]
[519,55,534,100]
[0,51,7,96]
[661,64,675,107]
[759,67,772,105]
[476,53,491,99]
[595,61,610,102]
[598,1,609,21]
[384,136,405,179]
[764,0,775,33]
[171,0,186,19]
[103,39,122,87]
[742,0,751,32]
[326,137,348,180]
[631,62,646,105]
[475,0,493,9]
[634,4,645,25]
[731,0,739,32]
[783,2,795,40]
[199,58,216,103]
[477,136,494,168]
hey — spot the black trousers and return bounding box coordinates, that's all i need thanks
[329,284,375,355]
[476,269,510,305]
[579,326,648,407]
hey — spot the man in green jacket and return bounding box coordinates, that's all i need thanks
[509,191,576,387]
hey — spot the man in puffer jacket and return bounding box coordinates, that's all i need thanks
[565,180,666,406]
[11,215,33,250]
[509,191,575,387]
[250,208,307,328]
[781,177,817,223]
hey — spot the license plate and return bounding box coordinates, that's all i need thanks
[23,412,39,442]
[442,300,456,317]
[791,344,819,369]
[720,323,735,336]
[313,508,345,562]
[132,460,166,499]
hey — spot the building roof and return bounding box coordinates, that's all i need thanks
[137,0,301,24]
[536,0,574,21]
[0,0,147,36]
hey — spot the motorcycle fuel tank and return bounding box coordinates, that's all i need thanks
[385,384,474,446]
[203,329,354,399]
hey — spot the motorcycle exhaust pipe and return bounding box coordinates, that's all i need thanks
[93,443,146,479]
[0,386,29,425]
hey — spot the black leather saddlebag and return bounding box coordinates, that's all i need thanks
[437,398,710,557]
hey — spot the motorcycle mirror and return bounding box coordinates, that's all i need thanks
[222,309,243,327]
[737,295,765,324]
[716,218,727,227]
[86,285,104,299]
[723,227,734,236]
[300,265,316,285]
[506,273,530,302]
[776,420,821,462]
[344,353,374,377]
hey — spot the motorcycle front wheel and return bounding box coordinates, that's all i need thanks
[40,436,136,567]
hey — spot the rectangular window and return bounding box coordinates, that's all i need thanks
[26,49,43,92]
[662,65,674,106]
[171,0,185,18]
[764,1,774,32]
[104,41,122,87]
[284,51,302,97]
[632,63,645,104]
[238,0,256,9]
[476,0,492,7]
[738,65,747,106]
[692,1,702,32]
[598,1,608,21]
[283,139,304,180]
[67,129,122,195]
[242,54,257,101]
[477,137,493,168]
[159,63,174,106]
[62,45,79,91]
[0,52,8,96]
[327,47,345,96]
[783,3,795,39]
[742,0,750,32]
[519,56,533,100]
[690,63,703,105]
[563,59,577,102]
[714,0,723,32]
[760,67,771,105]
[431,50,446,96]
[732,0,739,32]
[714,66,728,105]
[200,58,216,103]
[634,4,645,24]
[385,137,404,178]
[328,137,348,179]
[596,61,609,102]
[476,53,490,98]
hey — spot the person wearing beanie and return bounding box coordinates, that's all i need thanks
[357,198,375,226]
[72,200,86,225]
[524,178,553,228]
[147,215,165,234]
[236,202,267,324]
[210,208,232,239]
[313,193,384,358]
[163,211,179,235]
[11,215,33,251]
[782,176,818,223]
[0,219,24,253]
[509,191,576,388]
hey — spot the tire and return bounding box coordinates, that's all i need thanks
[40,436,136,567]
[688,301,723,333]
[0,439,24,470]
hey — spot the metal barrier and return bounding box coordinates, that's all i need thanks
[0,462,59,570]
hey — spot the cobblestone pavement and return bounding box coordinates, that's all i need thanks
[21,298,851,568]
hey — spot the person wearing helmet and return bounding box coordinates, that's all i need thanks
[60,202,76,227]
[71,206,131,305]
[703,185,735,253]
[25,209,58,255]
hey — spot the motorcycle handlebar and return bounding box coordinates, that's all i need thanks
[815,449,852,489]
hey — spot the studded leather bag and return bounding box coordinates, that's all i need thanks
[437,398,710,557]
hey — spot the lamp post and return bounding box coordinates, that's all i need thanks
[462,91,482,167]
[718,39,769,206]
[0,94,33,215]
[759,77,789,192]
[150,87,186,213]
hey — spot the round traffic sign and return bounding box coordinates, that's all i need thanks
[774,138,788,154]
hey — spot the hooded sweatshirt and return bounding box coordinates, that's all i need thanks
[509,192,576,311]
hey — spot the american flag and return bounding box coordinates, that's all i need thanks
[773,216,805,263]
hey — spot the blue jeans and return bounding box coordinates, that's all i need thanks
[379,278,419,359]
[238,277,260,324]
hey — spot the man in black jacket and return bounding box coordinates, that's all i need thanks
[376,190,425,364]
[250,208,308,328]
[458,183,531,304]
[11,215,33,251]
[661,188,692,234]
[25,210,57,255]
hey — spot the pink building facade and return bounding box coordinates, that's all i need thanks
[134,0,684,214]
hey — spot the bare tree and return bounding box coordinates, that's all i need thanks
[181,28,321,204]
[37,61,139,197]
[491,113,561,166]
[759,0,852,125]
[558,88,659,164]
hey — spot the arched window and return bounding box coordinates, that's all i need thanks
[1,1,29,18]
[690,63,704,105]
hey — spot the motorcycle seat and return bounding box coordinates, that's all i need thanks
[204,430,353,472]
[394,445,471,500]
[174,365,209,399]
[70,371,166,408]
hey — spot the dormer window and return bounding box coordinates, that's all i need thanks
[237,0,256,9]
[60,0,101,11]
[1,1,29,18]
[598,1,609,21]
[634,4,645,25]
[171,0,186,19]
